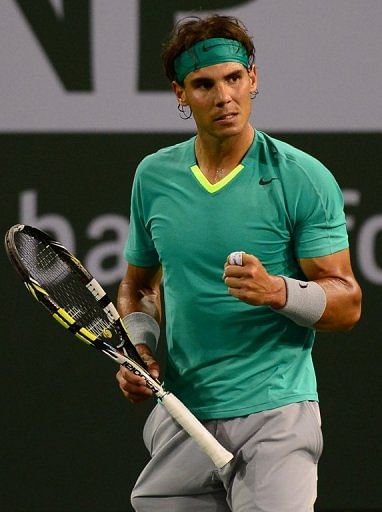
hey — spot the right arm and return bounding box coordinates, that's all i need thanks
[116,263,162,403]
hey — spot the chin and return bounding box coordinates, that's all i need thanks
[215,124,246,138]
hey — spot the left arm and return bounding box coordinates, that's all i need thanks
[224,249,362,332]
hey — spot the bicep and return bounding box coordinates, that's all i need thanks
[299,248,355,283]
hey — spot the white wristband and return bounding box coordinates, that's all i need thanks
[122,312,160,353]
[275,276,327,328]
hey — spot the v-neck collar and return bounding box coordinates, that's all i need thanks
[189,131,258,194]
[190,163,245,193]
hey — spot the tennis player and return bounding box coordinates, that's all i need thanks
[116,14,362,512]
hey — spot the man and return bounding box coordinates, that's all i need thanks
[116,14,361,512]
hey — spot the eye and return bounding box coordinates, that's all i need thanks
[197,80,213,90]
[228,73,241,83]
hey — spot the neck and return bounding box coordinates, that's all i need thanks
[195,125,255,183]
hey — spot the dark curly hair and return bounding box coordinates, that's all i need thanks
[162,14,256,84]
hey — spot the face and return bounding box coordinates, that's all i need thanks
[173,62,257,140]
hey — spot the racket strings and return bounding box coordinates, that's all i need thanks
[15,232,118,340]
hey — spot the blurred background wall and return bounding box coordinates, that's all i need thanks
[1,1,381,511]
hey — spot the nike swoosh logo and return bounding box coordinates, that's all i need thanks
[299,282,308,288]
[259,177,278,185]
[202,43,223,52]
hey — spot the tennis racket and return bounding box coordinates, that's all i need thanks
[5,224,233,469]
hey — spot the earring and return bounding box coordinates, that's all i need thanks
[250,88,259,100]
[177,103,192,120]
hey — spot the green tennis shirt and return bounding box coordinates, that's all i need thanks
[124,130,348,420]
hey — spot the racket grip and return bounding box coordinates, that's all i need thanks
[160,392,233,469]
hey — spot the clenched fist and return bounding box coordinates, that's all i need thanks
[223,252,286,309]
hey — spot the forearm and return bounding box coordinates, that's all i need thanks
[116,264,162,352]
[297,251,362,332]
[117,280,161,322]
[272,274,361,332]
[117,264,162,322]
[312,276,362,331]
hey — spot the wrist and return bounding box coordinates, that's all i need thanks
[268,276,287,309]
[271,276,327,328]
[122,312,160,354]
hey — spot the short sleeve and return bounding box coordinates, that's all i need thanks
[123,166,160,267]
[290,159,349,259]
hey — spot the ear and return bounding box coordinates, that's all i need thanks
[248,65,257,93]
[172,81,188,106]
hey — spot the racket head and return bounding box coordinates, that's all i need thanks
[5,224,91,282]
[4,224,142,362]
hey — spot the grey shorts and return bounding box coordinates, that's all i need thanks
[131,401,323,512]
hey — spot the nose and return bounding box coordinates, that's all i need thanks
[214,82,231,107]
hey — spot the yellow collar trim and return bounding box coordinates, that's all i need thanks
[190,164,245,193]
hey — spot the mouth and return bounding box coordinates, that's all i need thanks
[214,112,238,122]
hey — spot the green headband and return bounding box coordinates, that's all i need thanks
[174,38,249,83]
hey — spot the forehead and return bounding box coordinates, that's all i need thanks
[184,62,246,83]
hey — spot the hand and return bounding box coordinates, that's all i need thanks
[116,343,160,404]
[223,252,286,309]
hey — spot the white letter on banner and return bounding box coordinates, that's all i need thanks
[85,214,129,286]
[19,189,75,251]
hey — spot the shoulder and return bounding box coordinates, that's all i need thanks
[258,131,336,186]
[135,137,195,178]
